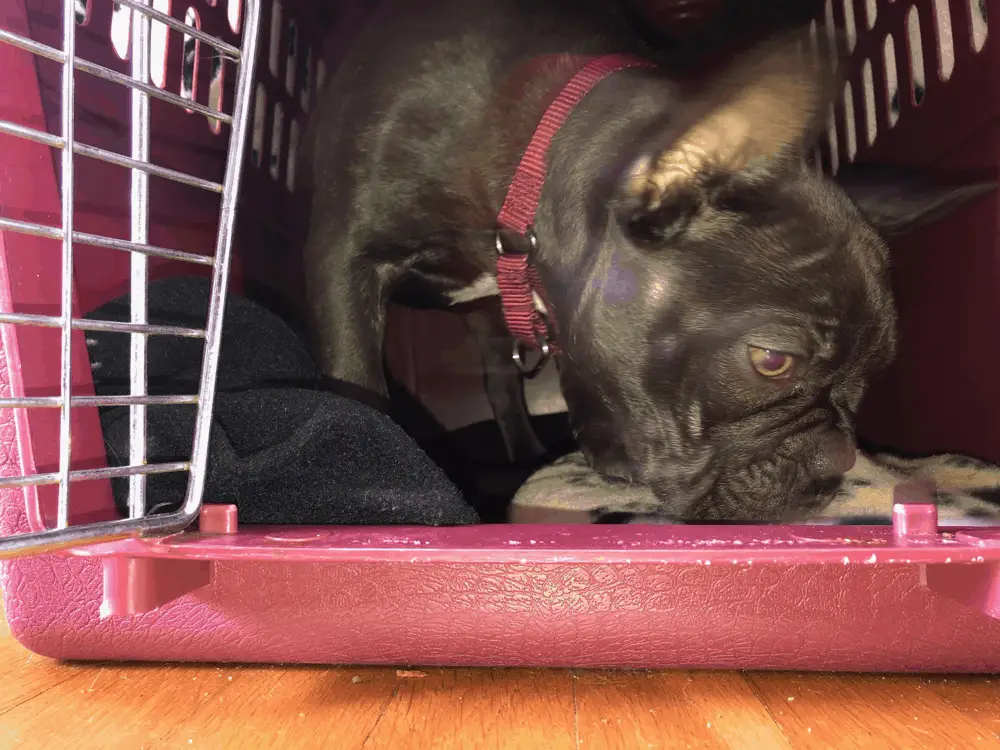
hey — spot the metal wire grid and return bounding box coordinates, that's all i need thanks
[0,0,262,557]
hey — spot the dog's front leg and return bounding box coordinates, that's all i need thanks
[464,306,547,465]
[307,250,394,411]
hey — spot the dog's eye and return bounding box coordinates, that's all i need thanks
[748,346,795,378]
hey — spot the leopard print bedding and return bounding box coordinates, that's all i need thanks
[510,450,1000,525]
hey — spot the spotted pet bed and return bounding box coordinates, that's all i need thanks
[509,450,1000,525]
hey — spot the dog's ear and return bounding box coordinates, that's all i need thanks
[834,162,997,239]
[617,27,845,238]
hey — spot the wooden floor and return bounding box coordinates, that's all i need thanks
[0,608,997,749]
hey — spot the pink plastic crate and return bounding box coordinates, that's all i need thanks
[2,0,1000,671]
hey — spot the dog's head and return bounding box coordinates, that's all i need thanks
[549,31,994,521]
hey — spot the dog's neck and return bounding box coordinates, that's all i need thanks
[449,54,667,232]
[447,55,590,225]
[444,54,670,315]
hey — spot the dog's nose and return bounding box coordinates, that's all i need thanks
[810,429,857,478]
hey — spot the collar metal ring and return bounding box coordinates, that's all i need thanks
[512,333,551,378]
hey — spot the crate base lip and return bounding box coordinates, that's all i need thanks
[5,552,1000,672]
[44,522,1000,565]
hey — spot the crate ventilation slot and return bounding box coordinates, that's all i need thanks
[816,0,991,175]
[180,7,200,108]
[247,0,319,189]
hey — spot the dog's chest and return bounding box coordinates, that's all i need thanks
[445,272,547,313]
[445,273,501,305]
[445,273,545,313]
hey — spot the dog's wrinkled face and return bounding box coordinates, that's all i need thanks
[560,167,897,521]
[551,32,994,521]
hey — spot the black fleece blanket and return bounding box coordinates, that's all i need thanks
[85,276,479,525]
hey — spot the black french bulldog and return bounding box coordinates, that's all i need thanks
[298,0,993,521]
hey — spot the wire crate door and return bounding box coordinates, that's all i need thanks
[0,0,262,557]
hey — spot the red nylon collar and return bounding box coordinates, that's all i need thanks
[495,53,656,358]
